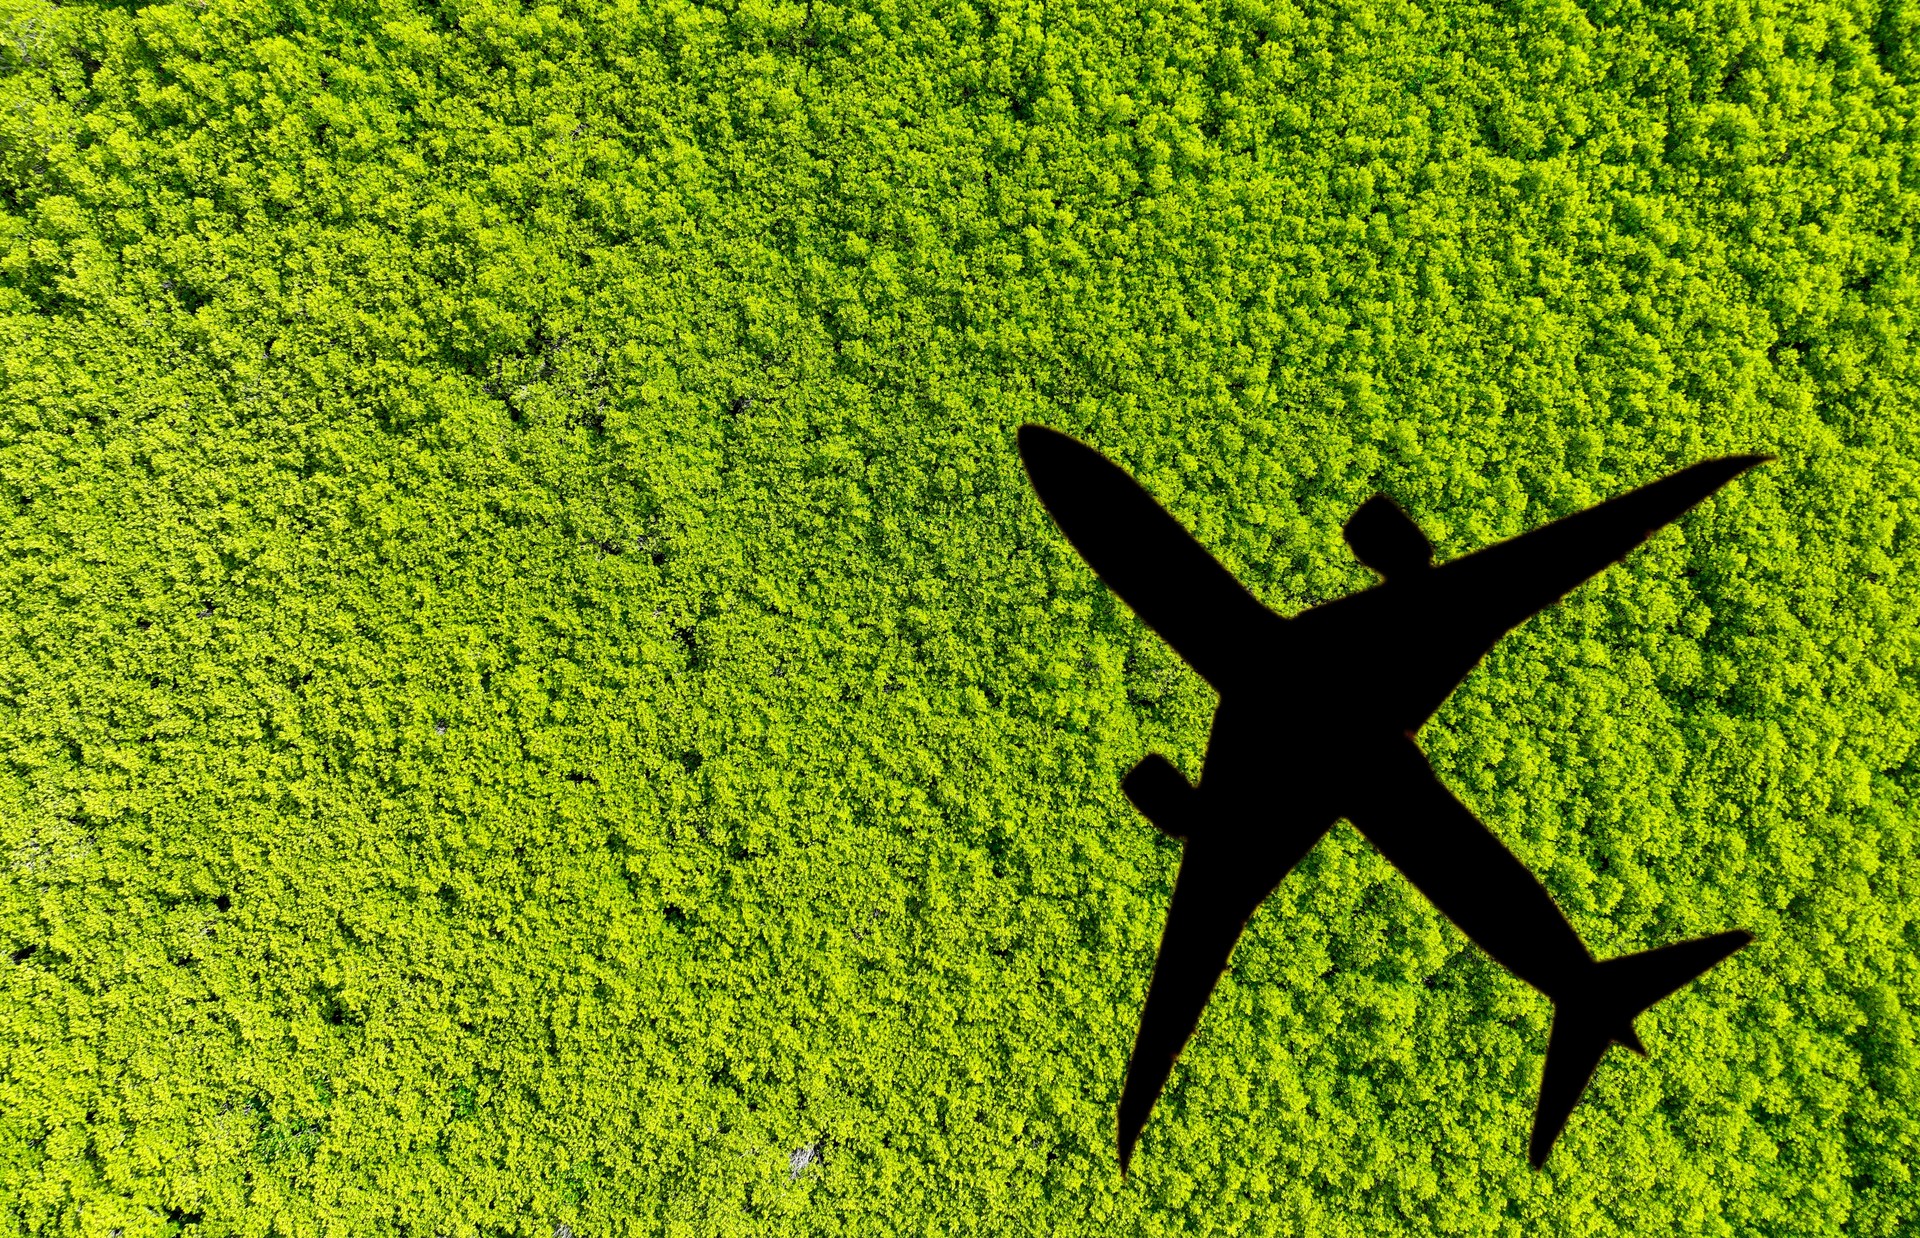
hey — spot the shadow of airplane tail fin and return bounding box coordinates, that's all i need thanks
[1122,754,1198,840]
[1530,929,1753,1169]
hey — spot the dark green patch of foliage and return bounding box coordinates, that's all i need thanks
[1,0,1917,1231]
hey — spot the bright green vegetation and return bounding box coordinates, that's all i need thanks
[1,0,1917,1231]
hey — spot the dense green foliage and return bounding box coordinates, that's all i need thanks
[2,0,1918,1230]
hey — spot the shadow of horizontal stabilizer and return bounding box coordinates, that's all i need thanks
[1531,930,1754,1167]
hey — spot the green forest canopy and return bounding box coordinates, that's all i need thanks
[2,0,1918,1231]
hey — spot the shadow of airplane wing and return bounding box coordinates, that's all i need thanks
[1117,824,1330,1174]
[1422,455,1769,679]
[1019,425,1277,692]
[1116,842,1268,1176]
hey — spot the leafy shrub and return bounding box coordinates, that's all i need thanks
[0,0,1916,1232]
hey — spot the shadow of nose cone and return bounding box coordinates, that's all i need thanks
[1344,494,1433,580]
[1017,423,1082,481]
[1019,424,1123,530]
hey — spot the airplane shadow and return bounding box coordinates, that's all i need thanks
[1017,424,1766,1174]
